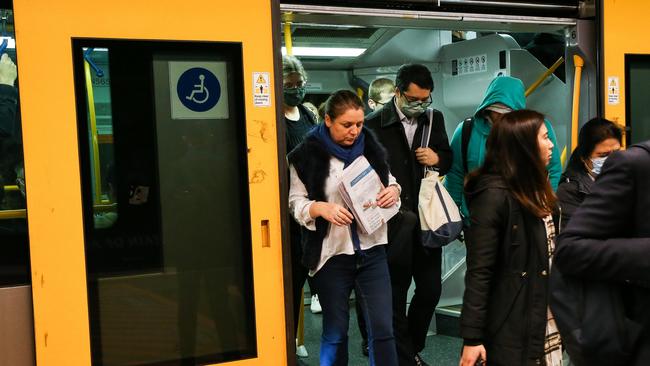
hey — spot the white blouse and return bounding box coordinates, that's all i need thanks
[289,157,401,275]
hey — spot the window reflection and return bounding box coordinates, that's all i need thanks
[0,7,29,287]
[74,40,257,365]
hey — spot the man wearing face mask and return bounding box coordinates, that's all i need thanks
[365,64,452,366]
[282,54,317,362]
[444,76,562,221]
[557,117,622,225]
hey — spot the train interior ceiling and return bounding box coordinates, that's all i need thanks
[282,5,597,329]
[282,8,597,159]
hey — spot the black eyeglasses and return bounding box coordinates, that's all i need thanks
[402,94,432,108]
[371,99,389,106]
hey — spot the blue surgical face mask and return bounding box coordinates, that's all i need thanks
[590,156,607,175]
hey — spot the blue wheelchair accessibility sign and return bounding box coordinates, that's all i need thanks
[176,67,221,112]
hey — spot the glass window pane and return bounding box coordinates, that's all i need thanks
[627,55,650,144]
[73,39,257,365]
[0,6,29,287]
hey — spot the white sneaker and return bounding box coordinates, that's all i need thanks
[296,339,309,358]
[310,294,322,314]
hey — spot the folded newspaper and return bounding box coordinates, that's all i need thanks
[338,156,399,235]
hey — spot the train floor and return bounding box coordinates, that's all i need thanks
[297,299,462,366]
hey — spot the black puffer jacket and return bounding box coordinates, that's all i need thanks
[461,174,557,366]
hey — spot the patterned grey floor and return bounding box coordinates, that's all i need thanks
[298,302,462,366]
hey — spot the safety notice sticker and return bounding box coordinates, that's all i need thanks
[253,72,271,107]
[453,54,487,76]
[608,76,620,105]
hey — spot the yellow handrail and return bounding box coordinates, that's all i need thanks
[3,185,19,191]
[525,57,565,97]
[0,209,26,220]
[0,203,118,220]
[284,21,293,56]
[571,55,585,152]
[84,59,103,205]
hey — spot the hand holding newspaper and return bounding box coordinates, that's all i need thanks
[338,156,399,235]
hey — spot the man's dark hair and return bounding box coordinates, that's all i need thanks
[395,64,434,93]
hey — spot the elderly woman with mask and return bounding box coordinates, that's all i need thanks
[282,54,318,359]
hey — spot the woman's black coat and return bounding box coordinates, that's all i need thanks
[556,163,594,226]
[461,174,556,366]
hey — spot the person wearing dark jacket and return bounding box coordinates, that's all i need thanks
[0,53,20,209]
[282,54,318,359]
[365,64,452,366]
[460,110,561,366]
[554,141,650,366]
[289,90,401,366]
[556,118,621,225]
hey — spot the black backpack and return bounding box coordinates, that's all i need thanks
[461,117,473,174]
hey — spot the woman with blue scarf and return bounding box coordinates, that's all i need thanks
[288,90,401,366]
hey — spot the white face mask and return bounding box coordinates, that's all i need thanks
[590,156,607,175]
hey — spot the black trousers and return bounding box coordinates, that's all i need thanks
[408,242,442,354]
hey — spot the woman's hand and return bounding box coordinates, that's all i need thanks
[311,202,354,226]
[459,345,486,366]
[376,185,400,208]
[415,147,439,167]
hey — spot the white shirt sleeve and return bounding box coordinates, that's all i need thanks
[288,164,317,231]
[388,172,402,210]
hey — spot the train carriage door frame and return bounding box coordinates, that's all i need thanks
[601,0,650,146]
[14,1,289,365]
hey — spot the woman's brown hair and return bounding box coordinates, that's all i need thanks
[467,109,556,217]
[324,89,364,120]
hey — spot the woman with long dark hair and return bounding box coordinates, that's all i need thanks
[459,110,562,366]
[557,118,622,225]
[288,90,400,365]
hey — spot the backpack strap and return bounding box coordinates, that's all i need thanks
[461,117,474,174]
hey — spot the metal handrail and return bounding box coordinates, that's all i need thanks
[83,54,103,205]
[0,203,117,220]
[524,56,565,97]
[571,55,584,152]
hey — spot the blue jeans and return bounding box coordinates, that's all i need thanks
[313,246,397,366]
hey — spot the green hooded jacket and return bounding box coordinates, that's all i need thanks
[444,76,562,219]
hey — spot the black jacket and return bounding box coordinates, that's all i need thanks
[556,164,594,226]
[555,142,650,365]
[461,174,556,365]
[364,98,452,212]
[287,128,390,270]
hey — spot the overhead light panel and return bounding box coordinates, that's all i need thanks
[281,46,366,57]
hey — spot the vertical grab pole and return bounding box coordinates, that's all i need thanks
[83,59,103,205]
[284,21,293,56]
[571,55,584,152]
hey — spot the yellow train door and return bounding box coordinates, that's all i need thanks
[14,1,288,365]
[602,0,650,146]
